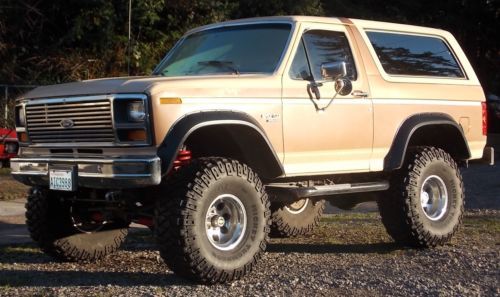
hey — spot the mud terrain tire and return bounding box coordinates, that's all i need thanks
[155,158,270,284]
[26,188,128,262]
[270,198,325,237]
[378,146,464,247]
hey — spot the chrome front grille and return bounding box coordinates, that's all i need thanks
[25,99,115,143]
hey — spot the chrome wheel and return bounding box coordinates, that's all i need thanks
[284,198,310,214]
[205,194,247,251]
[420,175,448,221]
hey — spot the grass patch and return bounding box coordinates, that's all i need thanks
[462,214,500,238]
[0,173,29,201]
[0,168,10,175]
[321,212,379,223]
[0,244,40,255]
[268,212,391,246]
[315,211,499,246]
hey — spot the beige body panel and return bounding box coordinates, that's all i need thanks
[281,22,373,175]
[148,16,487,176]
[149,76,285,162]
[19,16,488,178]
[369,99,484,170]
[345,19,486,170]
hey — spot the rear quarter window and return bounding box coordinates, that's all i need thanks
[366,31,465,78]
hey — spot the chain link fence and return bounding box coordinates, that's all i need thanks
[0,85,38,128]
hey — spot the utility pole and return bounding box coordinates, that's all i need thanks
[127,0,132,76]
[3,86,8,125]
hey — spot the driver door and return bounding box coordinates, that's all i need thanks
[282,22,373,175]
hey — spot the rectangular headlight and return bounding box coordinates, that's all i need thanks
[113,94,151,145]
[127,101,146,122]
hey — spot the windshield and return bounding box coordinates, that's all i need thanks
[154,23,292,77]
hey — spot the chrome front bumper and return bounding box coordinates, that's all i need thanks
[10,156,161,189]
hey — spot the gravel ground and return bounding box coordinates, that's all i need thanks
[0,211,498,297]
[0,156,498,296]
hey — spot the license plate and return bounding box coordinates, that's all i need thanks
[49,168,75,191]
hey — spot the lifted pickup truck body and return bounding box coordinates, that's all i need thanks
[11,16,493,283]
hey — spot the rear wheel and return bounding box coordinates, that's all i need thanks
[25,188,128,262]
[155,158,270,283]
[270,198,325,237]
[378,146,464,247]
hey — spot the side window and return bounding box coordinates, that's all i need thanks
[289,41,312,80]
[366,31,465,78]
[303,30,357,81]
[289,30,357,81]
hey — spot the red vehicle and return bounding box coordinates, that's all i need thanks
[0,128,18,168]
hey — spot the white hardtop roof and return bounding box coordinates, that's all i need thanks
[186,16,450,36]
[350,18,449,36]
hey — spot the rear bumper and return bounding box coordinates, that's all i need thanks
[10,156,161,189]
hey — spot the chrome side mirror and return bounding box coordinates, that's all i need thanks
[335,78,353,96]
[321,61,347,80]
[321,61,352,96]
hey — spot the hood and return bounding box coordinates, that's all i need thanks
[21,74,279,100]
[22,76,169,99]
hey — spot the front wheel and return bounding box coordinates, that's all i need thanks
[155,158,270,284]
[378,146,464,247]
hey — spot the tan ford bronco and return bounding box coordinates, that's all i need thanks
[11,16,494,283]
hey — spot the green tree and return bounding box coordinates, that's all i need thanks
[0,0,497,95]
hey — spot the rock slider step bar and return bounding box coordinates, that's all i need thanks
[266,181,389,201]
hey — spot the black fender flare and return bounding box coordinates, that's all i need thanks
[157,110,284,176]
[384,113,471,171]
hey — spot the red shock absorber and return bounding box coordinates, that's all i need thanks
[173,149,192,170]
[140,150,192,229]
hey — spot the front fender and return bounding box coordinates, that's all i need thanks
[157,110,284,177]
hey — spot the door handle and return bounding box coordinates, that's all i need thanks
[352,90,369,98]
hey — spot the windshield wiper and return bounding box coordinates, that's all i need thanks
[197,60,240,75]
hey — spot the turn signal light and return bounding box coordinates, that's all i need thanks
[126,129,147,141]
[160,97,182,104]
[18,132,28,142]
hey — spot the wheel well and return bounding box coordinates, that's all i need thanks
[384,113,472,171]
[184,124,283,179]
[407,124,470,161]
